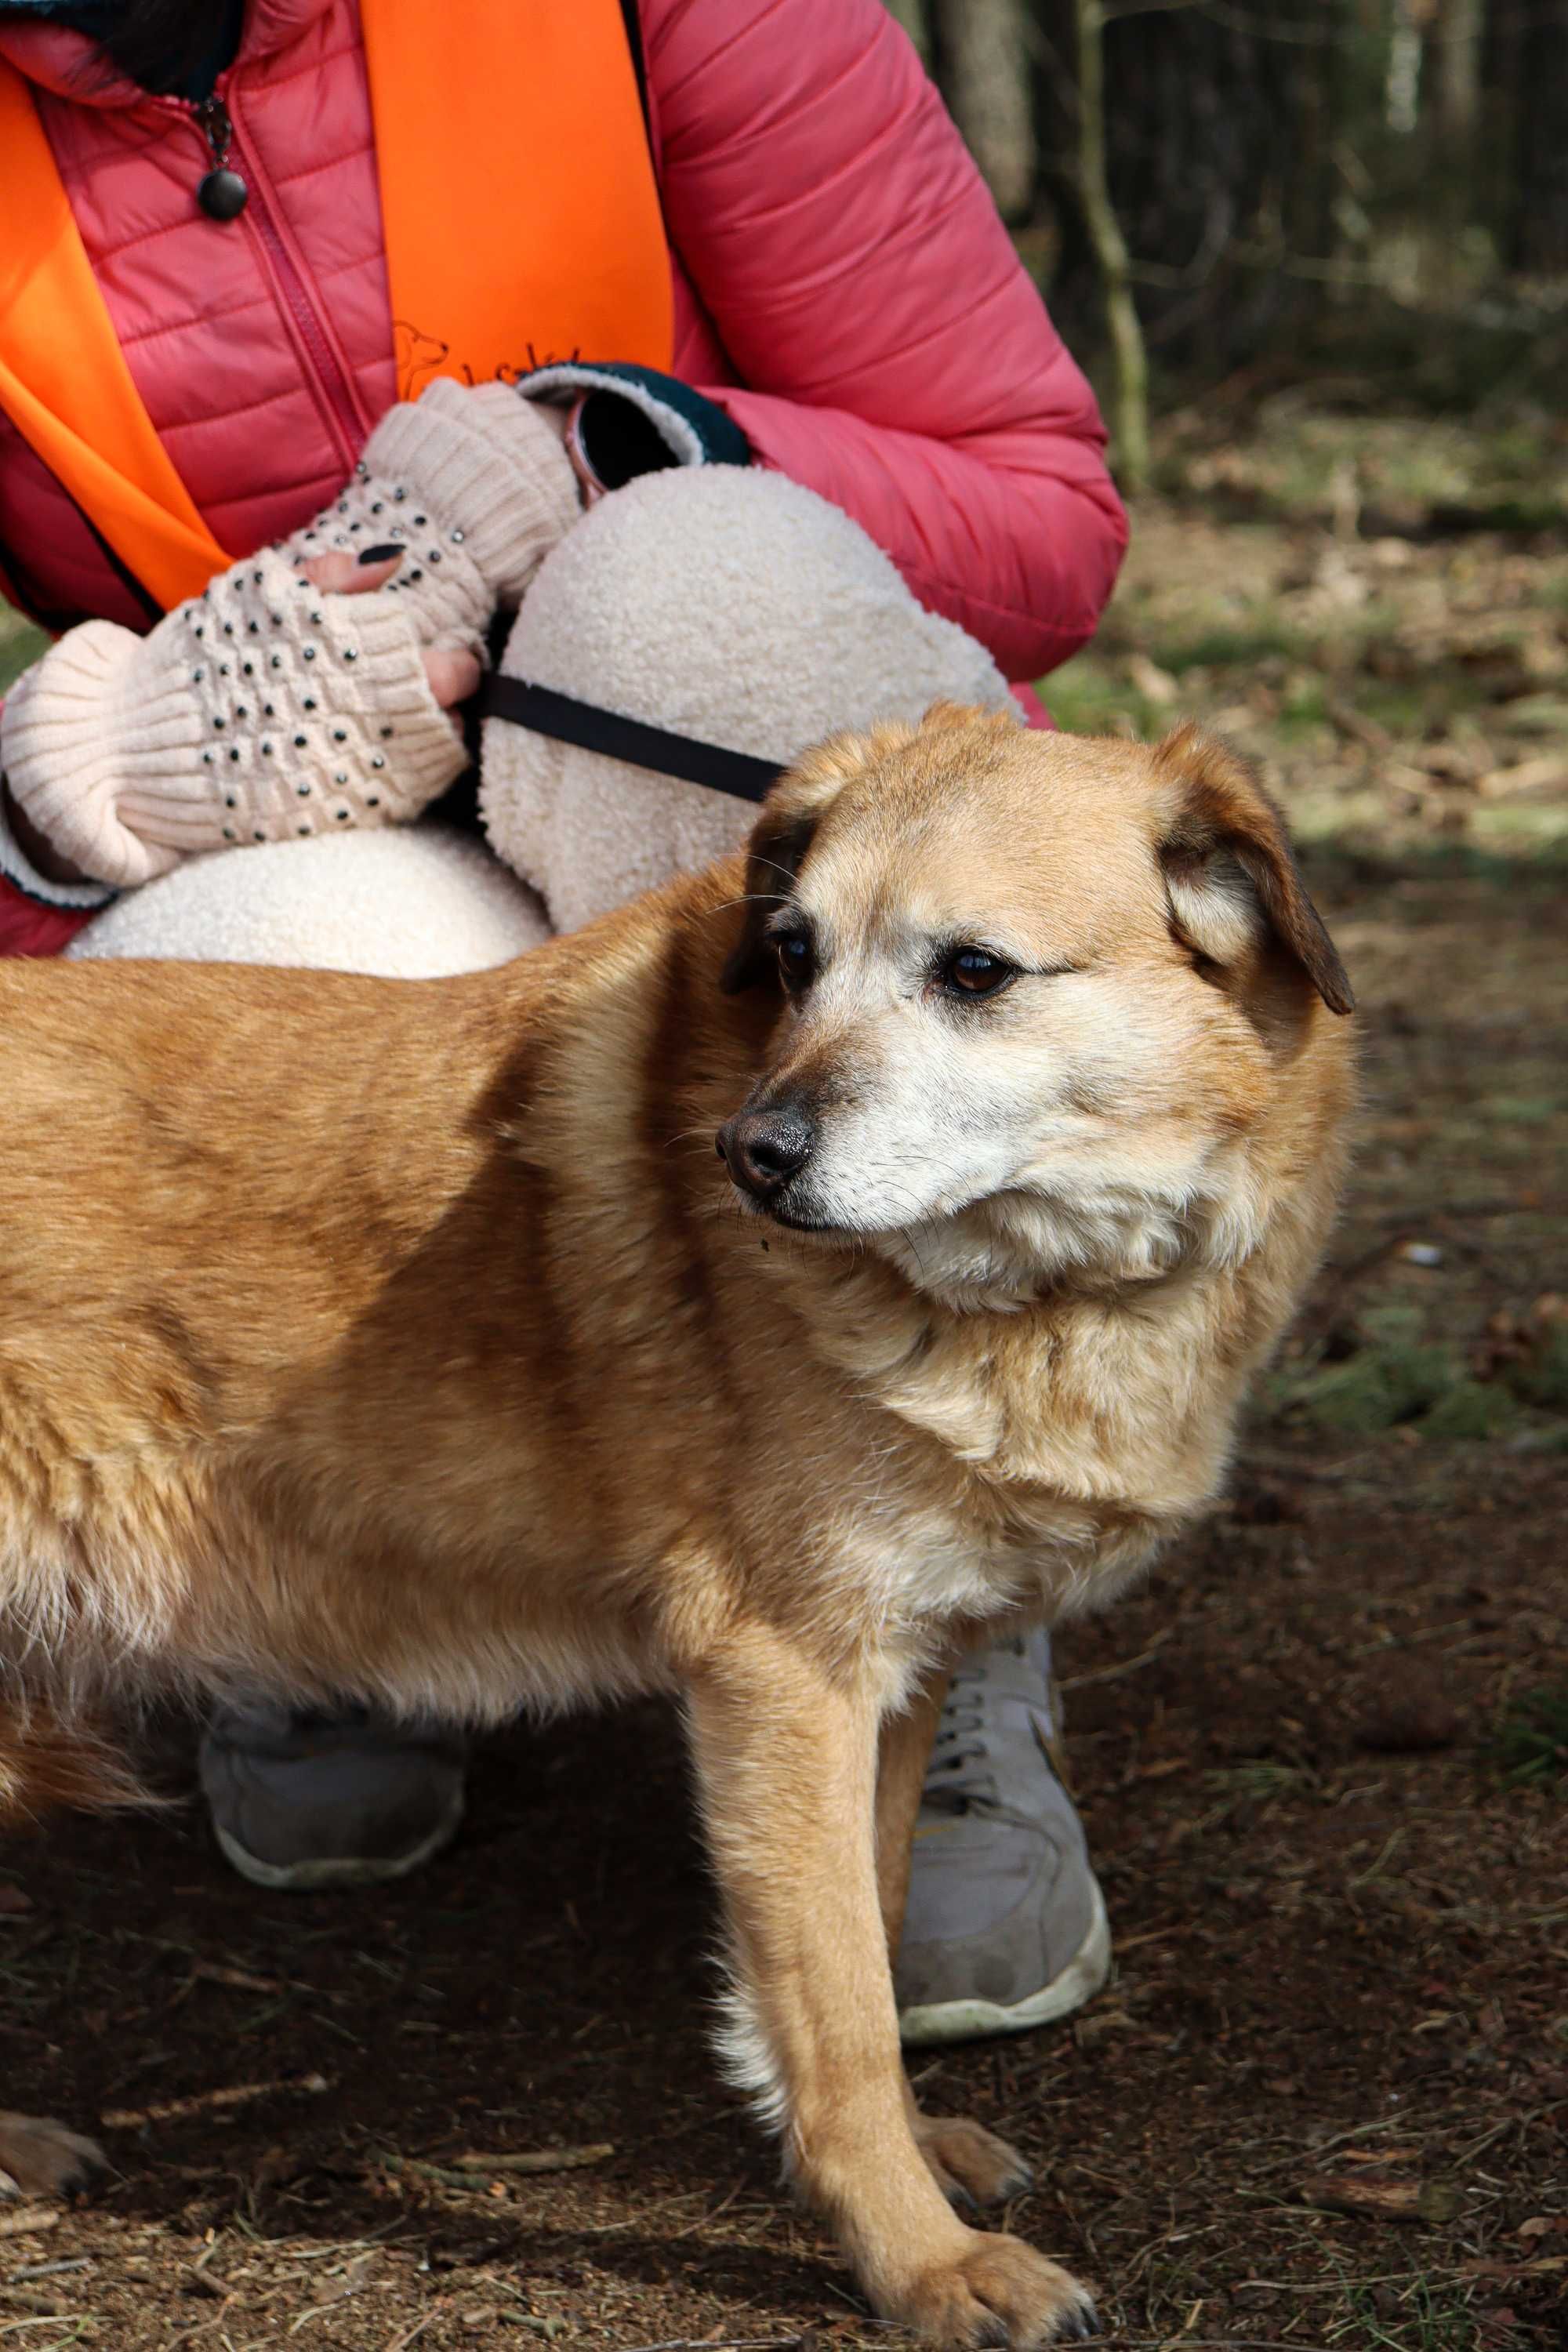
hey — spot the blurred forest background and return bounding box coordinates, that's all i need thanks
[876,0,1568,884]
[887,0,1567,474]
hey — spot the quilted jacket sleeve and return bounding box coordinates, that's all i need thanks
[643,0,1128,682]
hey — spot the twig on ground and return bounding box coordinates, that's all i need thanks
[0,2287,70,2316]
[186,2265,242,2302]
[615,2339,804,2352]
[1235,1449,1375,1484]
[1058,1633,1174,1691]
[381,2312,442,2352]
[447,2143,614,2176]
[376,2154,503,2191]
[102,2072,329,2130]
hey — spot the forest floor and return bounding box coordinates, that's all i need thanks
[0,403,1564,2352]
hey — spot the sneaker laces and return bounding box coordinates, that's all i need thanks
[923,1665,1000,1817]
[920,1637,1054,1820]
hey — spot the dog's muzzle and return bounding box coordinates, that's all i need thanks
[717,1108,816,1206]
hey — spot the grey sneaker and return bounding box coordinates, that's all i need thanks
[895,1632,1111,2045]
[198,1700,466,1891]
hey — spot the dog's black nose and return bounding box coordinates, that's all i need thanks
[717,1109,815,1200]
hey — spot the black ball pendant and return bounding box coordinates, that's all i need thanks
[198,168,249,222]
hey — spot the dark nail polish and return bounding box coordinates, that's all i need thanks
[358,543,405,566]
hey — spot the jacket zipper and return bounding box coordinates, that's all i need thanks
[189,89,365,471]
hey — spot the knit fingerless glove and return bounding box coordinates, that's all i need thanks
[1,551,466,890]
[278,381,582,645]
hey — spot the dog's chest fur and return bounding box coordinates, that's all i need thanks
[0,848,1342,1741]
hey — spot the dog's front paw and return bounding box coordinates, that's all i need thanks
[891,2231,1096,2348]
[914,2113,1033,2211]
[0,2114,107,2201]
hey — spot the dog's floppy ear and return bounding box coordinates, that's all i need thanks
[720,729,884,993]
[1152,724,1354,1016]
[720,803,822,993]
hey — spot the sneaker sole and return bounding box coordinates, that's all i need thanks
[897,1875,1112,2047]
[210,1788,465,1893]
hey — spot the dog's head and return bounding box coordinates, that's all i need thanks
[714,706,1353,1302]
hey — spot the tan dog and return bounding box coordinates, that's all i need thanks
[0,711,1352,2344]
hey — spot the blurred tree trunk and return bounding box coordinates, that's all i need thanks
[1428,0,1483,292]
[1034,0,1351,375]
[1071,0,1149,490]
[1434,0,1483,132]
[935,0,1036,219]
[884,0,931,63]
[1505,0,1568,270]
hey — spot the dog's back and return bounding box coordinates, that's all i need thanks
[0,716,1358,2347]
[0,717,1354,1818]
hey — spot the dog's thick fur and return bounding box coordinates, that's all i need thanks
[0,712,1352,2343]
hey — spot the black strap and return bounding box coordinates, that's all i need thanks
[478,675,783,804]
[617,0,653,147]
[78,503,162,628]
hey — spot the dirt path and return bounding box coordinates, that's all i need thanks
[1,423,1564,2350]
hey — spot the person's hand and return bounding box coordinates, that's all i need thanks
[2,548,481,892]
[278,379,582,639]
[0,377,584,894]
[297,547,482,717]
[1,547,474,890]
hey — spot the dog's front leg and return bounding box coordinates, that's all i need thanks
[874,1666,949,1965]
[687,1635,1095,2347]
[876,1679,1040,2221]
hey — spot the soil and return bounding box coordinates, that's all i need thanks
[1,416,1564,2350]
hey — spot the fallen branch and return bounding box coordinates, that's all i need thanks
[382,2310,442,2352]
[1298,2172,1465,2222]
[0,2288,70,2317]
[378,2154,501,2191]
[1058,1632,1173,1692]
[0,2216,58,2242]
[448,2143,614,2176]
[186,2265,242,2302]
[617,2340,806,2352]
[102,2071,329,2130]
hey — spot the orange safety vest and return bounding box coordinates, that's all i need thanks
[0,0,673,615]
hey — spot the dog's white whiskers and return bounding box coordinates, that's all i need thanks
[701,892,790,919]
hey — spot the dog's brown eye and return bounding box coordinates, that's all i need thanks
[941,948,1016,999]
[775,932,815,992]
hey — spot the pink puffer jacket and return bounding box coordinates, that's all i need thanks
[0,0,1127,953]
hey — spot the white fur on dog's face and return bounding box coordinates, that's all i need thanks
[724,719,1339,1307]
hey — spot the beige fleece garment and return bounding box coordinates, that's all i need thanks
[480,468,1016,936]
[69,826,550,979]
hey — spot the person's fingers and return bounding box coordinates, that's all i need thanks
[423,644,482,719]
[297,547,406,596]
[290,547,476,731]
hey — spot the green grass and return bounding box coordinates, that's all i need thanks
[1330,2273,1486,2352]
[1488,1686,1568,1791]
[0,607,45,695]
[1160,409,1568,532]
[1158,620,1313,673]
[1274,1338,1479,1436]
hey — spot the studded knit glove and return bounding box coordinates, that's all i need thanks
[276,380,583,648]
[0,550,466,891]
